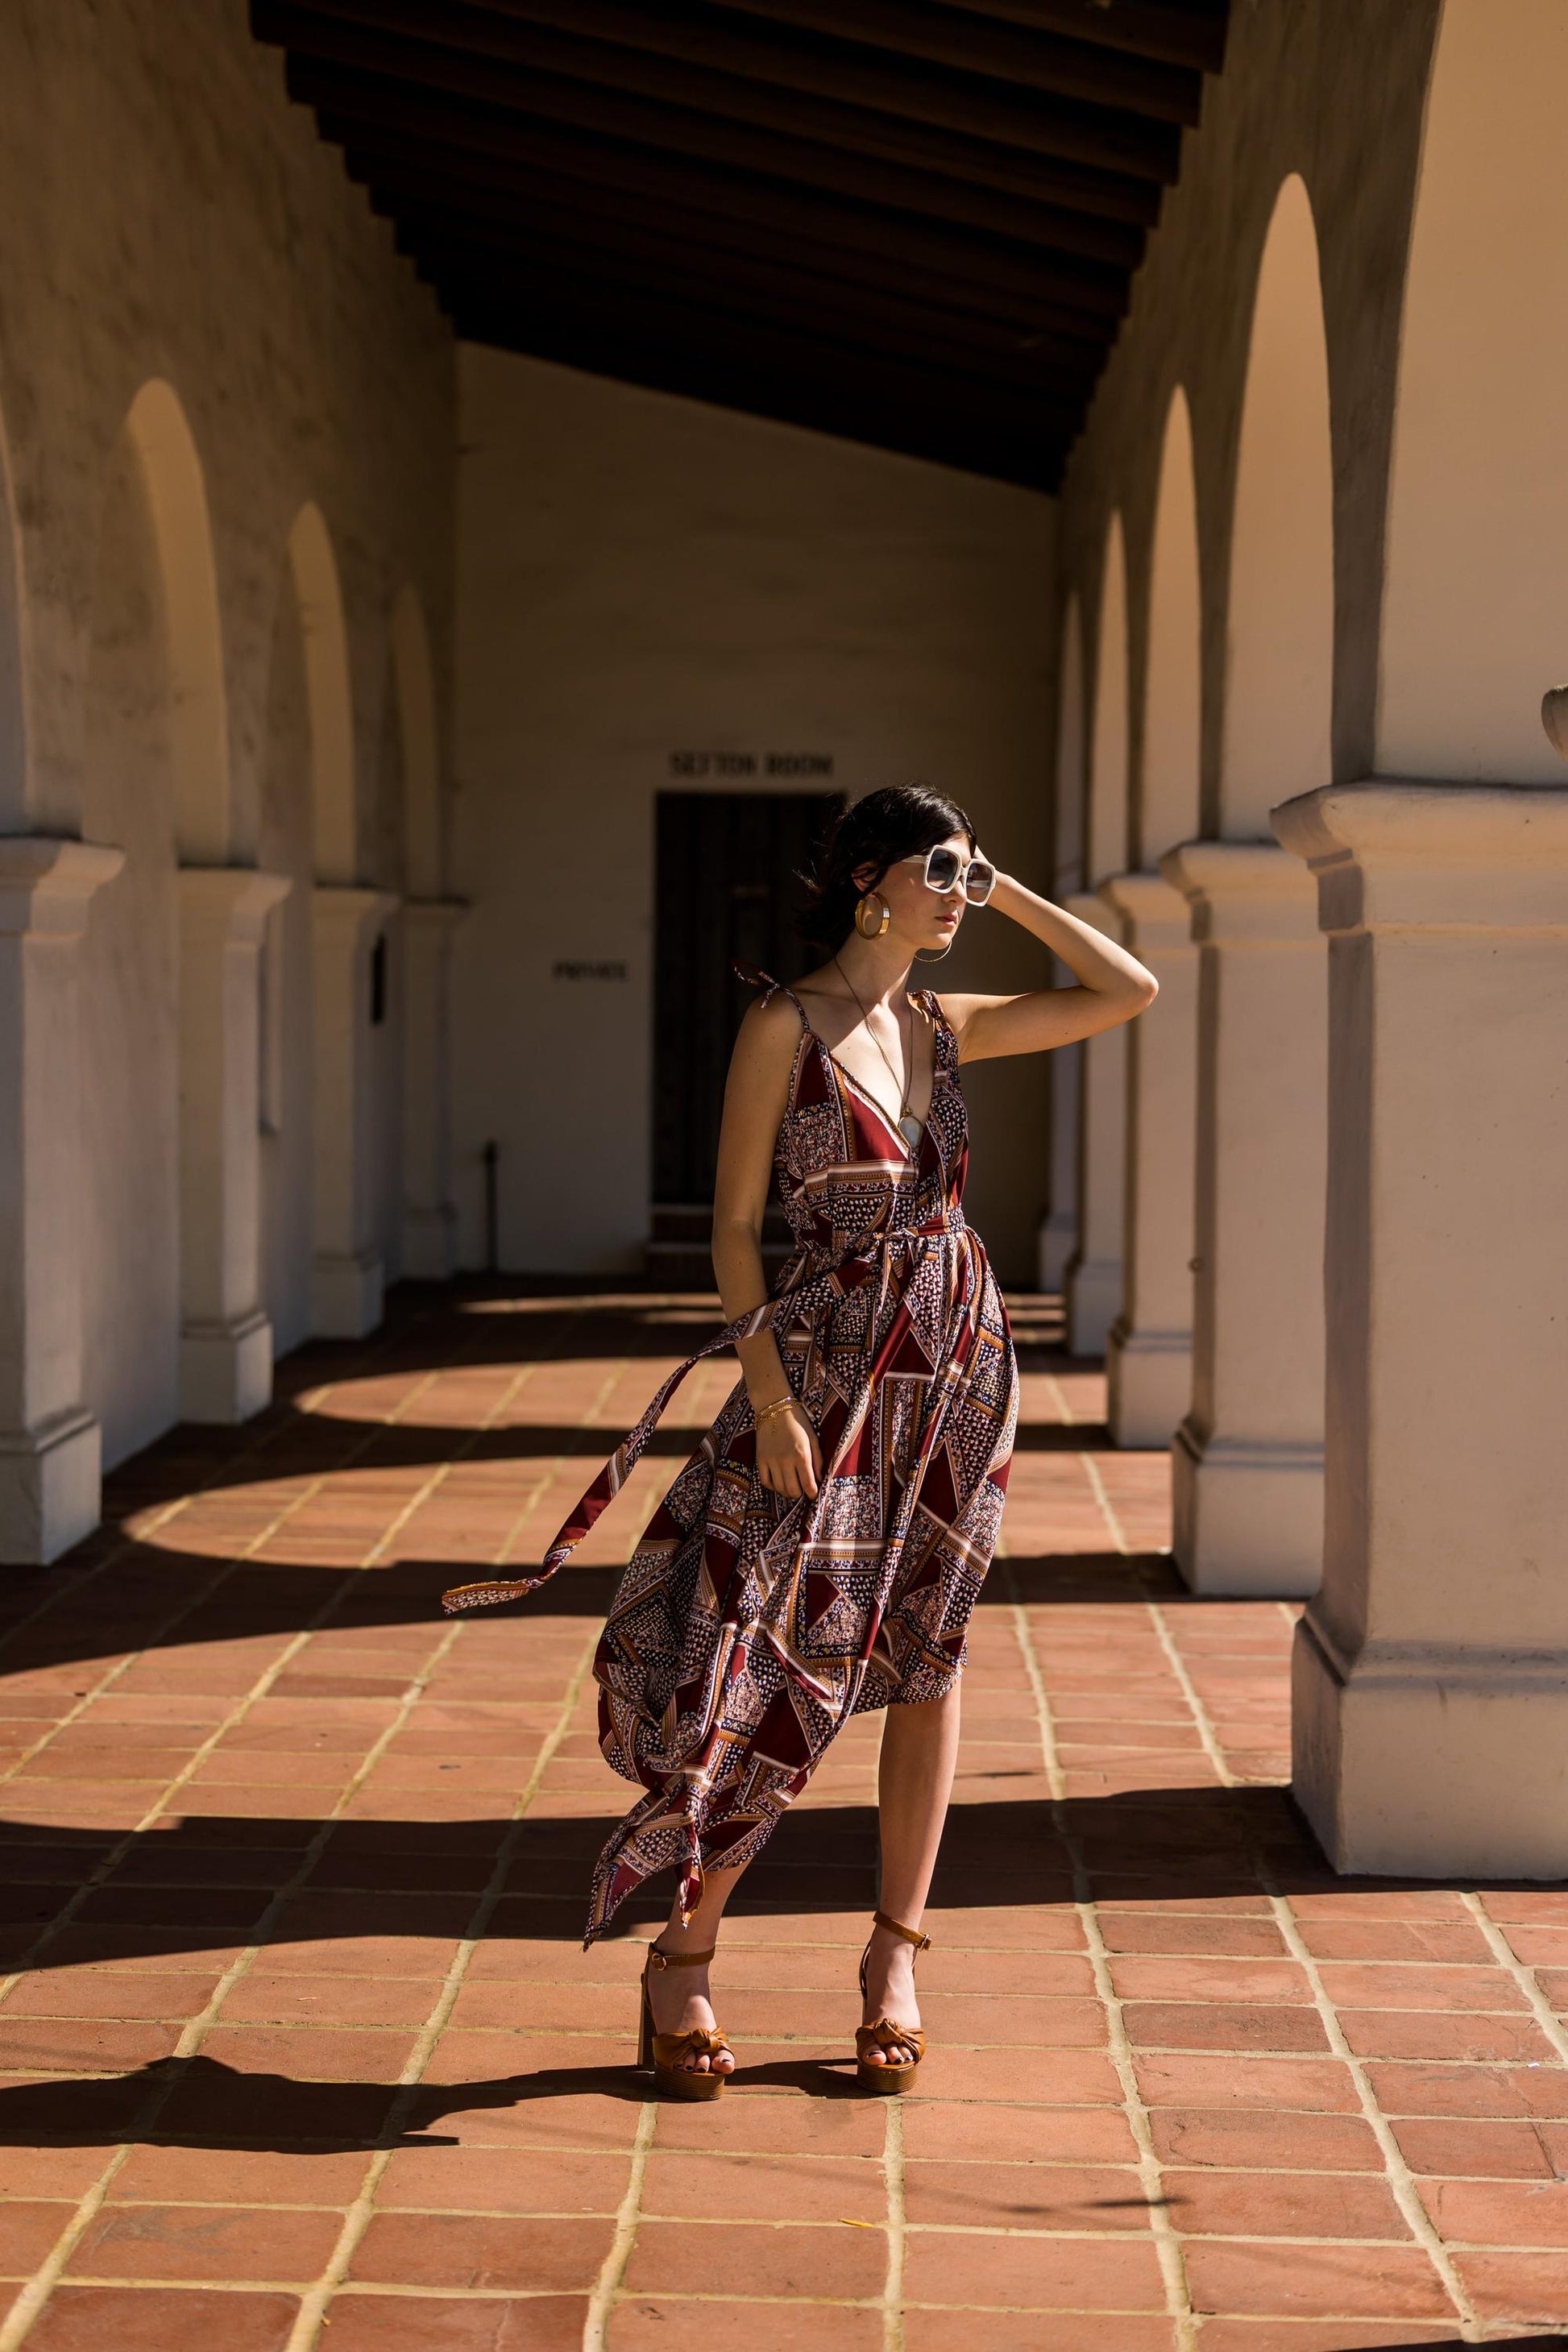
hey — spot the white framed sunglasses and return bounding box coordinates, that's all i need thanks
[901,844,998,903]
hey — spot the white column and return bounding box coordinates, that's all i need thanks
[1102,870,1198,1446]
[1063,891,1126,1354]
[1276,780,1568,1877]
[1038,1037,1081,1290]
[1160,842,1326,1595]
[312,885,399,1338]
[177,868,292,1421]
[400,898,466,1280]
[0,839,124,1563]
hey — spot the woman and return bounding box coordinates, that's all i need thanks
[443,783,1156,2098]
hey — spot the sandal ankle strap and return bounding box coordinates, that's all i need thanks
[646,1942,717,1971]
[873,1908,931,1953]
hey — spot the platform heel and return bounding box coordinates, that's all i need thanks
[856,1909,931,2095]
[639,1941,732,2101]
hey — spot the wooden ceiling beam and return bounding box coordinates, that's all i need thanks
[658,0,1201,122]
[397,207,1105,388]
[931,0,1226,77]
[268,17,1160,224]
[300,73,1148,268]
[338,144,1130,326]
[437,275,1074,481]
[261,0,1180,182]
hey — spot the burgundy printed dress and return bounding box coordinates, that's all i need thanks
[443,970,1018,1943]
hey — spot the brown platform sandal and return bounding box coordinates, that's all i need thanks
[856,1909,931,2096]
[639,1942,732,2102]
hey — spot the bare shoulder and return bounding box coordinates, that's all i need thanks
[733,988,806,1072]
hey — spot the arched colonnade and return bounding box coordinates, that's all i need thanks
[0,377,458,1565]
[1052,0,1568,1880]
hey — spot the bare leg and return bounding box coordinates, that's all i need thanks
[862,1680,962,2066]
[643,1860,750,2075]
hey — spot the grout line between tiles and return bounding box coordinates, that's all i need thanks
[1462,1893,1568,2070]
[583,2098,658,2352]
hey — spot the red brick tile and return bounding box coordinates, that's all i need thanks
[23,2288,300,2351]
[0,2201,75,2271]
[1194,2328,1461,2350]
[609,2304,881,2351]
[1164,2167,1411,2239]
[1365,2060,1568,2120]
[377,2146,629,2213]
[910,2046,1122,2104]
[1135,2054,1359,2112]
[0,2019,180,2070]
[197,2025,417,2080]
[349,2213,612,2291]
[1338,2010,1558,2064]
[2,1972,221,2021]
[1451,2247,1568,2322]
[217,1975,443,2028]
[1417,2175,1568,2245]
[902,2229,1168,2309]
[1392,2114,1566,2180]
[901,2104,1141,2165]
[311,2296,587,2350]
[1181,2239,1456,2320]
[1097,1916,1289,1959]
[1122,2002,1330,2055]
[902,2160,1147,2230]
[1147,2109,1383,2172]
[624,2217,885,2300]
[641,2150,883,2223]
[108,2147,369,2204]
[0,2147,108,2200]
[1315,1962,1529,2014]
[902,2322,1176,2352]
[649,2094,886,2158]
[1108,1956,1313,2005]
[1293,1919,1495,1964]
[66,2204,342,2283]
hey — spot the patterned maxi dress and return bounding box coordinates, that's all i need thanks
[443,969,1018,1943]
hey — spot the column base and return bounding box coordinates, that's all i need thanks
[0,1406,102,1566]
[402,1202,458,1282]
[1038,1209,1077,1292]
[1065,1255,1121,1355]
[180,1309,273,1424]
[1107,1322,1193,1448]
[312,1249,385,1340]
[1172,1421,1323,1596]
[1294,1613,1568,1878]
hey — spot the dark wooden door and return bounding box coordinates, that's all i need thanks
[653,790,842,1205]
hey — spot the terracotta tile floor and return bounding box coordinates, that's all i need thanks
[1,1284,1566,2350]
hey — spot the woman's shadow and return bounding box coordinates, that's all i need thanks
[0,2050,862,2152]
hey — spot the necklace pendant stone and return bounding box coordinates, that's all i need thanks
[898,1113,924,1153]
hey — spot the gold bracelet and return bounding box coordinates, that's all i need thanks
[753,1393,797,1425]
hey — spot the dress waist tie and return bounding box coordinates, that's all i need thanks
[441,1216,964,1615]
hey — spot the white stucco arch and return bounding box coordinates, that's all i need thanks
[1144,388,1202,861]
[1089,515,1129,882]
[1223,176,1334,833]
[391,586,442,901]
[121,381,231,863]
[287,503,357,882]
[1378,0,1568,782]
[1054,593,1085,895]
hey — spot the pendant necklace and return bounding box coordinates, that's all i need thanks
[831,953,924,1155]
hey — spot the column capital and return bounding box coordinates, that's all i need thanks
[1271,778,1568,933]
[178,865,292,944]
[401,895,468,937]
[312,884,400,946]
[0,836,125,938]
[1159,838,1318,944]
[1099,868,1195,952]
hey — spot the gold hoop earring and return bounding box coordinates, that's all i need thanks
[854,893,890,940]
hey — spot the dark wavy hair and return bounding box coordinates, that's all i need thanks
[797,782,977,953]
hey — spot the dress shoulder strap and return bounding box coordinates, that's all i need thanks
[732,957,809,1028]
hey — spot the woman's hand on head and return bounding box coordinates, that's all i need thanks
[755,1404,821,1500]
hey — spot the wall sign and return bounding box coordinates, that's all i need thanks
[552,959,628,981]
[668,751,835,778]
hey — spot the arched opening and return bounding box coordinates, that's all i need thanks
[1379,0,1568,781]
[1040,594,1085,1289]
[1168,175,1332,1595]
[1089,515,1129,883]
[121,381,233,864]
[257,555,317,1356]
[1143,388,1202,861]
[79,417,186,1460]
[1107,390,1202,1446]
[1066,517,1130,1352]
[287,502,357,886]
[1224,175,1334,834]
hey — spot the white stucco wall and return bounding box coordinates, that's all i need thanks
[454,351,1056,1284]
